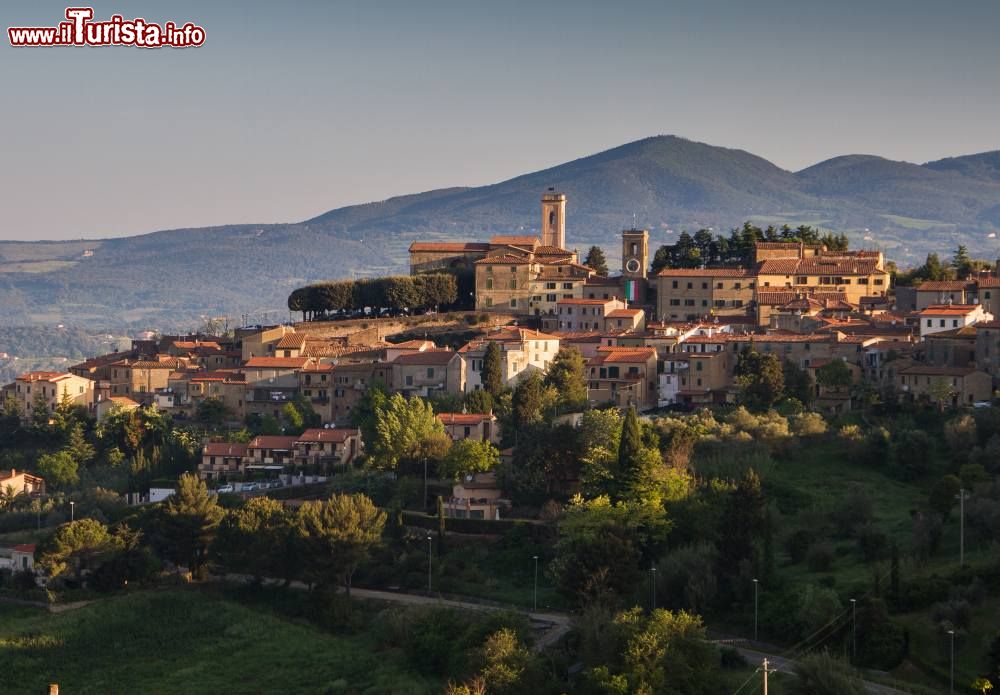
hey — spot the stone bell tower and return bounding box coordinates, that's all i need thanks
[541,188,566,249]
[621,229,649,304]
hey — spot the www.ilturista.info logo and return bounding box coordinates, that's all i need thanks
[8,7,205,48]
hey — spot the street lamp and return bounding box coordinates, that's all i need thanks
[532,555,539,611]
[956,488,970,567]
[948,629,955,695]
[69,500,75,522]
[427,535,433,593]
[850,598,857,664]
[753,578,759,643]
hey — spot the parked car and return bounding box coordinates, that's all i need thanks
[217,484,234,493]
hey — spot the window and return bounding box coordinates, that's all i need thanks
[953,320,959,327]
[405,375,413,386]
[509,266,517,273]
[796,276,807,285]
[546,293,556,302]
[670,299,680,306]
[874,279,884,286]
[672,281,678,289]
[701,300,708,306]
[716,282,723,289]
[940,319,945,327]
[696,361,703,371]
[702,282,708,289]
[509,299,517,308]
[545,282,556,290]
[486,278,493,289]
[427,368,435,378]
[485,298,493,307]
[687,282,693,289]
[510,278,517,289]
[734,282,741,290]
[684,299,695,306]
[563,282,573,290]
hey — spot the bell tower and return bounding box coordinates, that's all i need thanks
[621,229,649,279]
[541,188,566,249]
[621,229,649,304]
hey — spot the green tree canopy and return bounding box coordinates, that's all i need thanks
[370,393,450,470]
[438,439,500,480]
[544,346,588,412]
[38,518,119,583]
[37,450,79,489]
[481,341,504,398]
[583,246,609,276]
[296,492,386,594]
[735,348,785,410]
[161,473,224,578]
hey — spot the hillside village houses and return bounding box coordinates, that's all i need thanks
[4,190,1000,506]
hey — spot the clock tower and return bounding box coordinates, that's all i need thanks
[621,229,649,303]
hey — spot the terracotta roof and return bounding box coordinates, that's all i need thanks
[296,428,359,443]
[12,544,35,553]
[409,242,490,253]
[275,333,306,349]
[109,396,140,406]
[590,347,657,364]
[391,349,457,366]
[248,435,299,450]
[438,413,495,426]
[244,357,312,369]
[534,245,574,255]
[916,281,973,291]
[203,442,248,457]
[474,254,532,265]
[606,309,643,318]
[190,369,244,382]
[15,371,74,382]
[975,320,1000,329]
[657,267,754,278]
[458,328,560,352]
[172,340,223,350]
[977,277,1000,288]
[755,241,824,250]
[489,235,539,247]
[388,339,435,350]
[757,257,883,275]
[918,304,981,316]
[730,333,831,343]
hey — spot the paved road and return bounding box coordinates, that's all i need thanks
[732,646,912,695]
[221,574,571,651]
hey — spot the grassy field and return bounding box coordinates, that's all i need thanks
[0,589,441,695]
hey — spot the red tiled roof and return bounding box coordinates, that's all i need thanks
[391,349,457,366]
[534,245,574,255]
[438,413,495,426]
[757,257,883,275]
[916,280,973,291]
[248,436,299,450]
[244,357,312,369]
[12,544,35,553]
[409,242,490,253]
[275,333,306,349]
[657,267,754,278]
[977,277,1000,288]
[590,347,657,364]
[606,309,643,318]
[15,371,74,382]
[296,428,359,443]
[474,254,532,265]
[918,304,981,316]
[458,329,560,352]
[489,235,539,246]
[755,241,824,250]
[203,442,248,457]
[388,339,435,350]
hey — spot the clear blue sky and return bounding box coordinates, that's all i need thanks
[2,0,998,240]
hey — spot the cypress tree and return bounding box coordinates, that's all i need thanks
[481,341,504,397]
[617,407,643,499]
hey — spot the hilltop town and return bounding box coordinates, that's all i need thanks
[2,191,1000,694]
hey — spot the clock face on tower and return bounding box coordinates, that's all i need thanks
[625,258,641,274]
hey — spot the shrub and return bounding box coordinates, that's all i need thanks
[786,529,815,564]
[856,524,889,563]
[806,542,835,572]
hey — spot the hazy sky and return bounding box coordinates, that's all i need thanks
[2,0,998,240]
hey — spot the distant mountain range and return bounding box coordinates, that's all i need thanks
[1,135,998,330]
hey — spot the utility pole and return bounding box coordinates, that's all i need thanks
[761,658,775,695]
[427,535,433,593]
[850,598,857,664]
[533,555,539,611]
[948,629,955,695]
[423,457,429,511]
[753,578,759,643]
[956,488,970,567]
